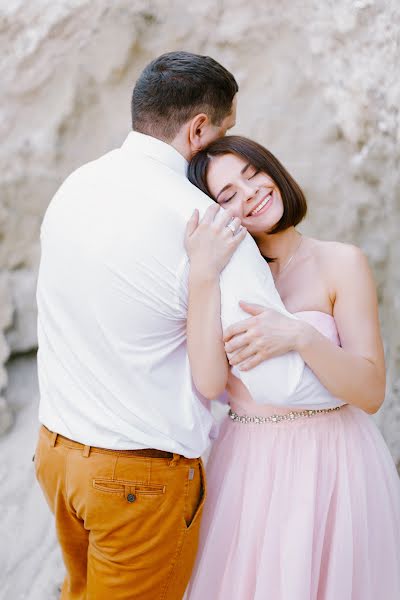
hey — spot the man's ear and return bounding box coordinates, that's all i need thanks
[188,113,209,151]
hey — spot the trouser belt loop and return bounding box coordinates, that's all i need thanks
[50,432,58,447]
[169,453,181,467]
[82,445,91,458]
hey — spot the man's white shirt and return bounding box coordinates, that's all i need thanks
[37,132,342,457]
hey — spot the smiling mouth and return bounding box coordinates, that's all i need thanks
[249,192,273,216]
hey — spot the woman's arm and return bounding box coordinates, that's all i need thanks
[296,245,385,413]
[184,205,246,400]
[224,245,385,414]
[187,268,228,400]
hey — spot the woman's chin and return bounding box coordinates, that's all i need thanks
[245,210,283,235]
[246,221,278,236]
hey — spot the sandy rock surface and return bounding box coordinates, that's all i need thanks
[0,356,63,599]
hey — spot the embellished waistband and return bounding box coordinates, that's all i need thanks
[228,405,343,425]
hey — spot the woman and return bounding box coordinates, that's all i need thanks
[184,136,400,599]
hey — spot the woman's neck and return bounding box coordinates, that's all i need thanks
[254,227,302,277]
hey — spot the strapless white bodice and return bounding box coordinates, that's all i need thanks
[228,310,345,414]
[294,310,340,346]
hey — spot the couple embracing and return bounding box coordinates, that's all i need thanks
[35,51,400,600]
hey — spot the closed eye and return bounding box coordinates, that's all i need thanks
[220,192,236,204]
[248,170,260,179]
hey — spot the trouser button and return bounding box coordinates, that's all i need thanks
[127,493,136,503]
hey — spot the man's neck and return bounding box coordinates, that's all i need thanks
[170,138,191,162]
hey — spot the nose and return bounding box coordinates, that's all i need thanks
[241,181,259,202]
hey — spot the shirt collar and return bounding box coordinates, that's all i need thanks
[121,131,188,176]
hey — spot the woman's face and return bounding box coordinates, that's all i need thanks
[206,153,284,235]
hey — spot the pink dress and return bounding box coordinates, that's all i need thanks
[186,311,400,600]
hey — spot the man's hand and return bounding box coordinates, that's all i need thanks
[223,301,307,371]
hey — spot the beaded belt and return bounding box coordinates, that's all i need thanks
[228,405,342,424]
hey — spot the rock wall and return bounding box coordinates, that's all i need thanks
[0,0,399,463]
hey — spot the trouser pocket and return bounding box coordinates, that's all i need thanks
[184,459,207,531]
[92,478,166,502]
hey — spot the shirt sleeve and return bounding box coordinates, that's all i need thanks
[219,231,305,405]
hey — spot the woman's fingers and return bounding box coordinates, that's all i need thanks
[228,344,256,366]
[201,203,220,225]
[185,203,245,272]
[238,301,267,317]
[197,204,244,239]
[185,209,199,237]
[214,208,243,235]
[225,216,242,236]
[238,355,264,371]
[214,207,234,228]
[224,332,248,354]
[223,317,253,343]
[231,223,246,244]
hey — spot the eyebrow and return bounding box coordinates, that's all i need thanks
[216,163,251,200]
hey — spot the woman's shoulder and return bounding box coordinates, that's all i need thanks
[308,238,367,265]
[307,238,370,280]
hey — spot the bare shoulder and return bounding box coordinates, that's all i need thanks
[306,239,374,303]
[308,238,369,274]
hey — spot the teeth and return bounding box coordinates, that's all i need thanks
[251,193,271,215]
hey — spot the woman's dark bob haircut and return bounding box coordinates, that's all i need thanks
[188,135,307,235]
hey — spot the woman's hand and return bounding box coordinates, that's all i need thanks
[185,204,246,278]
[223,301,308,371]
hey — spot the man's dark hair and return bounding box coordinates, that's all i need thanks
[188,135,307,242]
[131,51,238,141]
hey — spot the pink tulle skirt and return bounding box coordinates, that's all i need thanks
[186,405,400,600]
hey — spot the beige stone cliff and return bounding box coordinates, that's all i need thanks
[0,0,399,457]
[0,1,399,596]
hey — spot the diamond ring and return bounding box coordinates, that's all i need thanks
[226,220,238,235]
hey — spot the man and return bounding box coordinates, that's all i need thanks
[35,51,309,600]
